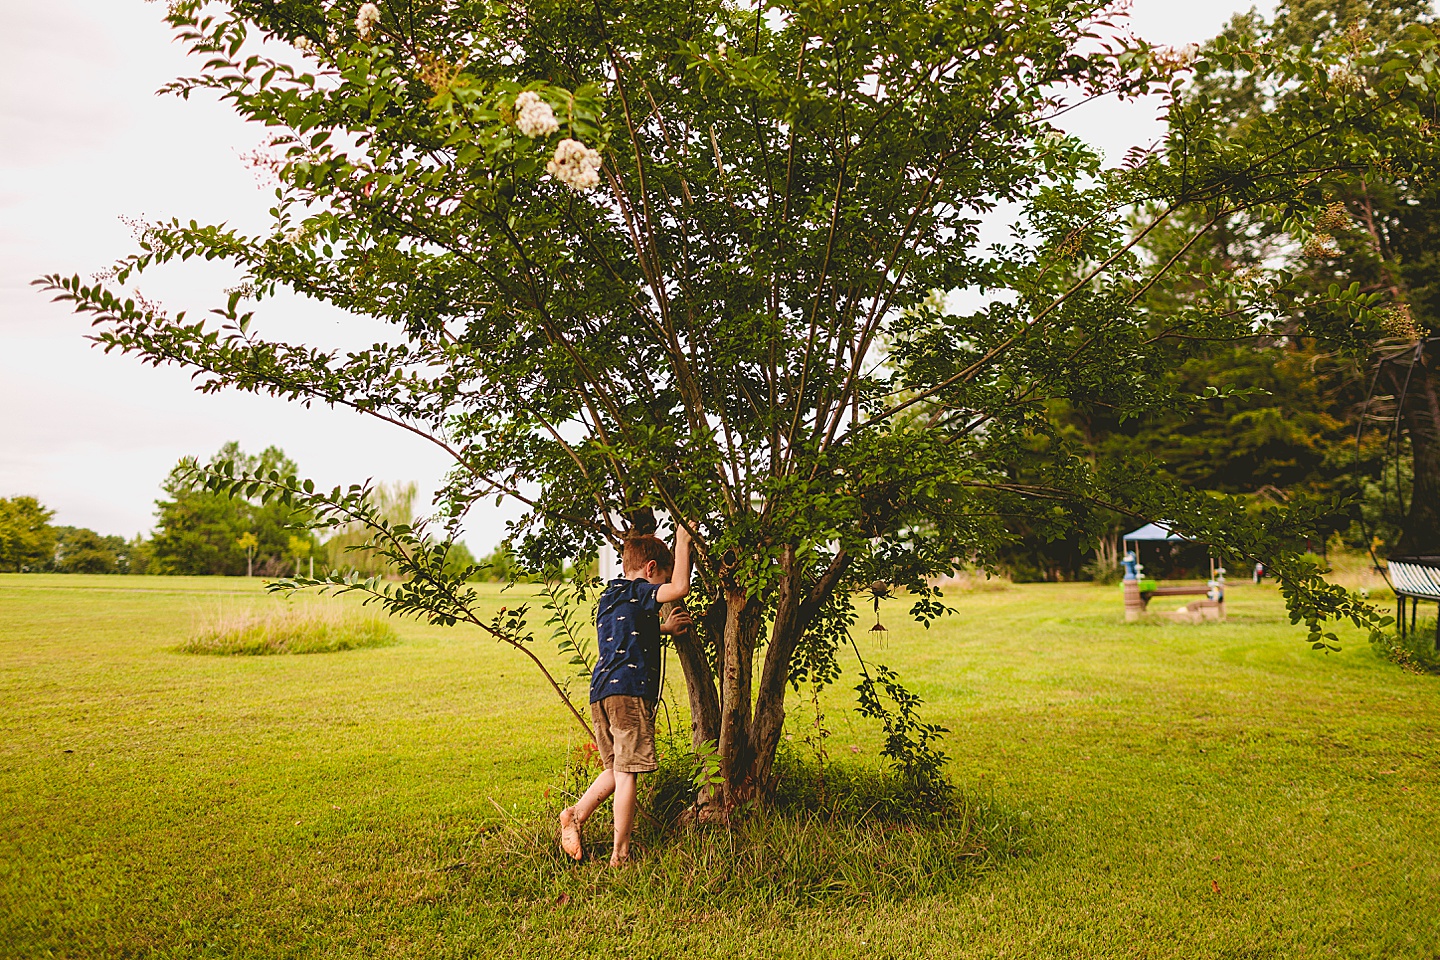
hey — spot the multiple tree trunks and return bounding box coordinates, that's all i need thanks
[669,546,852,807]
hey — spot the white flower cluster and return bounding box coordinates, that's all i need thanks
[1316,201,1352,233]
[1381,303,1421,342]
[1152,43,1199,72]
[1327,62,1365,93]
[294,35,321,56]
[356,2,380,39]
[1302,232,1341,258]
[547,138,602,191]
[514,91,559,138]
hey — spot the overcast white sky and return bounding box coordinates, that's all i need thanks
[0,0,1274,551]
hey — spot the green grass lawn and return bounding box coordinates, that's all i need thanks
[1,574,1436,958]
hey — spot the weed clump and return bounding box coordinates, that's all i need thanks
[180,604,398,655]
[1374,617,1440,673]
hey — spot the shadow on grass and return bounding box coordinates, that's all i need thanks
[462,746,1032,905]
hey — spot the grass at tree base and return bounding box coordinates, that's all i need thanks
[468,745,1030,905]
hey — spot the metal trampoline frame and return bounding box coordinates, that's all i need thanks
[1390,556,1440,649]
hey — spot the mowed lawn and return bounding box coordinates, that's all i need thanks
[0,574,1436,959]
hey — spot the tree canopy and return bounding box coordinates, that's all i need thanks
[0,497,58,573]
[40,0,1440,802]
[151,442,319,576]
[1140,0,1440,558]
[50,527,135,574]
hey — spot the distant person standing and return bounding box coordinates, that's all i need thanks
[1253,561,1265,584]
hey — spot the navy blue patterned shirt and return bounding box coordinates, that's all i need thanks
[590,577,664,704]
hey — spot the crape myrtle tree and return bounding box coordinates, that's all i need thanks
[40,0,1439,804]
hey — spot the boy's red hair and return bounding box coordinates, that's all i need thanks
[622,535,673,575]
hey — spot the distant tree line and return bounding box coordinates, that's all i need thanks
[0,497,144,574]
[0,442,497,578]
[996,343,1386,582]
[0,409,1411,582]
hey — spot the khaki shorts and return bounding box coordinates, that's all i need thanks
[590,695,657,774]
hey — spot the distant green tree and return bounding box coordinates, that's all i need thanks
[0,497,57,573]
[472,542,534,583]
[322,481,417,577]
[1009,342,1381,580]
[1142,0,1440,556]
[151,475,247,575]
[50,527,129,574]
[236,531,258,576]
[442,541,481,580]
[991,0,1440,581]
[124,536,155,575]
[287,534,314,577]
[151,443,318,575]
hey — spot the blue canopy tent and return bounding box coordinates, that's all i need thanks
[1121,522,1189,575]
[1121,522,1226,580]
[1123,522,1189,545]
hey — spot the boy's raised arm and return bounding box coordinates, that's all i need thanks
[656,526,691,604]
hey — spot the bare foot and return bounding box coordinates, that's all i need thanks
[559,807,583,861]
[609,855,631,868]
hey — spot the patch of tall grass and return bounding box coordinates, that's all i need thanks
[180,603,398,656]
[1323,547,1392,593]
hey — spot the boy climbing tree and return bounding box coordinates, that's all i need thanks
[560,515,691,864]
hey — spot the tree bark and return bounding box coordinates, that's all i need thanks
[1395,344,1440,556]
[749,546,802,792]
[664,599,721,751]
[748,548,851,790]
[717,589,761,803]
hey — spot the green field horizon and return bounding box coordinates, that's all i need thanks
[1,574,1436,958]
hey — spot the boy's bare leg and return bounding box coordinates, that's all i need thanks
[560,768,616,860]
[611,770,637,865]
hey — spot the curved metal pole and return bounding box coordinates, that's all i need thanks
[1354,354,1395,589]
[1386,343,1424,518]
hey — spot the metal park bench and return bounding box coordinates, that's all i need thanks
[1390,555,1440,648]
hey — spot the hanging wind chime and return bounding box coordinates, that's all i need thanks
[868,580,893,646]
